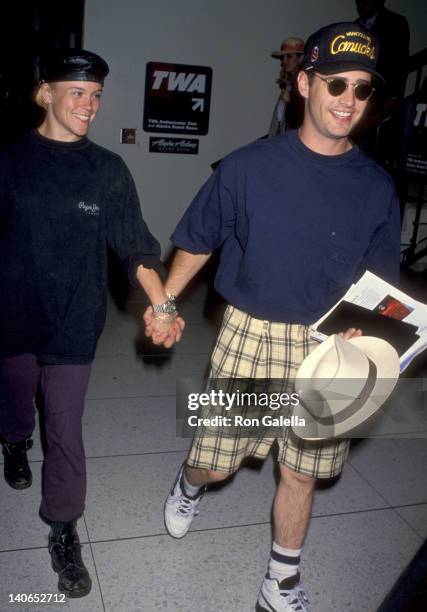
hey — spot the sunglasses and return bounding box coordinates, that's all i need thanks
[314,74,375,101]
[283,53,303,59]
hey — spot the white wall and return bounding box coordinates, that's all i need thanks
[84,0,427,254]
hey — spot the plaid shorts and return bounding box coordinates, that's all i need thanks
[187,305,350,479]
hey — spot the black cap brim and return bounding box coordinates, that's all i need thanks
[43,70,107,84]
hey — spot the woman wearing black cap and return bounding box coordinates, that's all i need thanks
[0,49,182,598]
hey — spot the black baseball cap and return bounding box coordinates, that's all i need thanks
[302,22,384,83]
[40,49,109,85]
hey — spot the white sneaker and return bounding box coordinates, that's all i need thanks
[255,573,309,612]
[164,464,205,538]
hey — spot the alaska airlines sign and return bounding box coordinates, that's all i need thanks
[143,62,212,135]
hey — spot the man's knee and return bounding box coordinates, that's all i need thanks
[279,464,316,489]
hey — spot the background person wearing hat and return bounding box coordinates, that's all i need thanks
[0,49,182,597]
[268,37,305,136]
[144,20,401,612]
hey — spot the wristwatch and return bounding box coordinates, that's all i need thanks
[152,297,177,314]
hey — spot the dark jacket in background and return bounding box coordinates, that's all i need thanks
[357,7,410,100]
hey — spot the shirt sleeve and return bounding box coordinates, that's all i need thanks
[358,189,401,285]
[171,158,237,254]
[105,157,165,285]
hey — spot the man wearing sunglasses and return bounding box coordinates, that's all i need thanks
[269,37,305,136]
[297,22,382,150]
[151,21,400,612]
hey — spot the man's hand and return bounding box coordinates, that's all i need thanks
[338,327,363,340]
[143,307,185,348]
[141,249,210,348]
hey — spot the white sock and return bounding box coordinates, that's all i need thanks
[181,467,203,498]
[268,542,301,582]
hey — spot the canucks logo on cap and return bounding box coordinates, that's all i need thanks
[301,22,383,83]
[330,30,376,60]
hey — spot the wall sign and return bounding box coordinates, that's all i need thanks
[404,99,427,178]
[149,137,199,155]
[120,128,136,144]
[143,62,212,135]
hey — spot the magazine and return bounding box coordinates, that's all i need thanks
[311,271,427,372]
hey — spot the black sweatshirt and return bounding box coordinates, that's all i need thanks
[0,130,162,363]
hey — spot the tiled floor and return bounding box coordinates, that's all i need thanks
[1,274,426,612]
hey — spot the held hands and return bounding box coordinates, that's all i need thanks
[143,306,185,348]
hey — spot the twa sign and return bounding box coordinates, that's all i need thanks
[143,62,212,135]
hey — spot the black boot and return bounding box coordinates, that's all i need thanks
[2,438,33,489]
[48,521,92,598]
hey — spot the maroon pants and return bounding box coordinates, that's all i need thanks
[0,354,91,522]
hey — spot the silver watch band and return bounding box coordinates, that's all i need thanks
[152,299,177,314]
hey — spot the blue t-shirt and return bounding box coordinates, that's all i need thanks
[172,130,401,324]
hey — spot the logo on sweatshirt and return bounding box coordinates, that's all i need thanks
[78,201,100,216]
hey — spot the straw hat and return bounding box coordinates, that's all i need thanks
[293,334,400,440]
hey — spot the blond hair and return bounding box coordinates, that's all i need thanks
[33,82,49,111]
